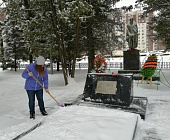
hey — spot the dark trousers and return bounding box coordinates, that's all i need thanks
[26,89,45,113]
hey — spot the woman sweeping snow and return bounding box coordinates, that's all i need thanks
[22,56,48,119]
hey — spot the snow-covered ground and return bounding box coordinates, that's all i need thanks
[0,69,170,140]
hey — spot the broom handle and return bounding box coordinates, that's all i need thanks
[25,67,60,104]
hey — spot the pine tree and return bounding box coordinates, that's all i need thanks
[1,0,122,83]
[2,0,26,71]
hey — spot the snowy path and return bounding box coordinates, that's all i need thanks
[133,70,170,140]
[134,91,170,140]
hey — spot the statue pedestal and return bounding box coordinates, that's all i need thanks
[123,49,140,70]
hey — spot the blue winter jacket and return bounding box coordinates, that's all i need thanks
[22,61,48,90]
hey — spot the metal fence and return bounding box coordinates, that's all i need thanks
[18,62,170,69]
[74,62,170,69]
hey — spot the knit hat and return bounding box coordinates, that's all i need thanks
[36,56,45,65]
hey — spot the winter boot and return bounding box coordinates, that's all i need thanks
[30,112,35,119]
[41,110,48,116]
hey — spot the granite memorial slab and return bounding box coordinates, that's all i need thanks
[83,73,133,106]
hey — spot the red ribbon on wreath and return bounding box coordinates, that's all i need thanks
[142,54,157,69]
[93,54,107,73]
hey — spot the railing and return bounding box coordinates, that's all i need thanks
[18,62,170,69]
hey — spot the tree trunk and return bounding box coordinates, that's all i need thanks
[49,0,68,85]
[59,23,68,83]
[50,48,53,74]
[29,54,33,64]
[14,52,17,72]
[23,0,33,65]
[71,18,80,78]
[88,48,95,73]
[87,24,95,73]
[57,60,59,71]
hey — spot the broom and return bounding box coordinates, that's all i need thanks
[25,67,64,107]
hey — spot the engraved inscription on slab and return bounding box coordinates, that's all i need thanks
[96,81,117,94]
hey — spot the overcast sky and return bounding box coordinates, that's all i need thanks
[115,0,137,8]
[0,0,4,7]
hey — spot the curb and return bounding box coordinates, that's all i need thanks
[12,120,45,140]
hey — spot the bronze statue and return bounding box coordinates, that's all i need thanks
[126,18,138,49]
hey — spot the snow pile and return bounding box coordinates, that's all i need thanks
[22,106,139,140]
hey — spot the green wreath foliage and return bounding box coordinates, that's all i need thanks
[140,68,156,78]
[140,54,157,78]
